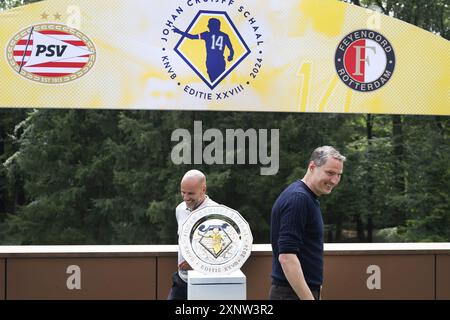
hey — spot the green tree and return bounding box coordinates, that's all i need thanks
[340,0,449,242]
[396,116,450,241]
[5,110,121,244]
[0,109,27,242]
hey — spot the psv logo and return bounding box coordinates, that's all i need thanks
[335,29,395,92]
[6,23,96,84]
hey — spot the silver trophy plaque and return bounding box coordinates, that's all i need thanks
[179,205,253,275]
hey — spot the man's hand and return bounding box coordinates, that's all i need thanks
[279,253,315,300]
[178,260,192,271]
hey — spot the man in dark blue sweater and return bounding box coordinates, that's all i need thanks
[270,146,346,300]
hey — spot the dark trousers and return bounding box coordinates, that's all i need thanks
[167,271,187,300]
[269,283,321,300]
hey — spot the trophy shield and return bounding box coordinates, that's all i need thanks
[179,205,253,275]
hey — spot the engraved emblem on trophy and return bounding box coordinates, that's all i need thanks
[179,205,253,299]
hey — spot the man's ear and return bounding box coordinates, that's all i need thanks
[308,161,316,172]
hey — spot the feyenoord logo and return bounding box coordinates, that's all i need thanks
[6,24,96,84]
[335,29,395,92]
[179,205,253,275]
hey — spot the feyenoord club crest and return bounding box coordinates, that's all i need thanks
[179,205,253,275]
[6,23,96,84]
[335,29,395,92]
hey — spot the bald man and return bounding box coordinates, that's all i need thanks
[167,170,218,300]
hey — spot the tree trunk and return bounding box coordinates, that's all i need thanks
[392,115,406,225]
[435,116,445,136]
[367,216,373,242]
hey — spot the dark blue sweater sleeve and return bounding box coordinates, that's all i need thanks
[278,193,308,255]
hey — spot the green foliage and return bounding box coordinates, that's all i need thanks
[0,0,448,244]
[0,0,43,11]
[374,227,402,242]
[2,109,448,244]
[351,0,449,40]
[0,109,28,243]
[399,211,450,242]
